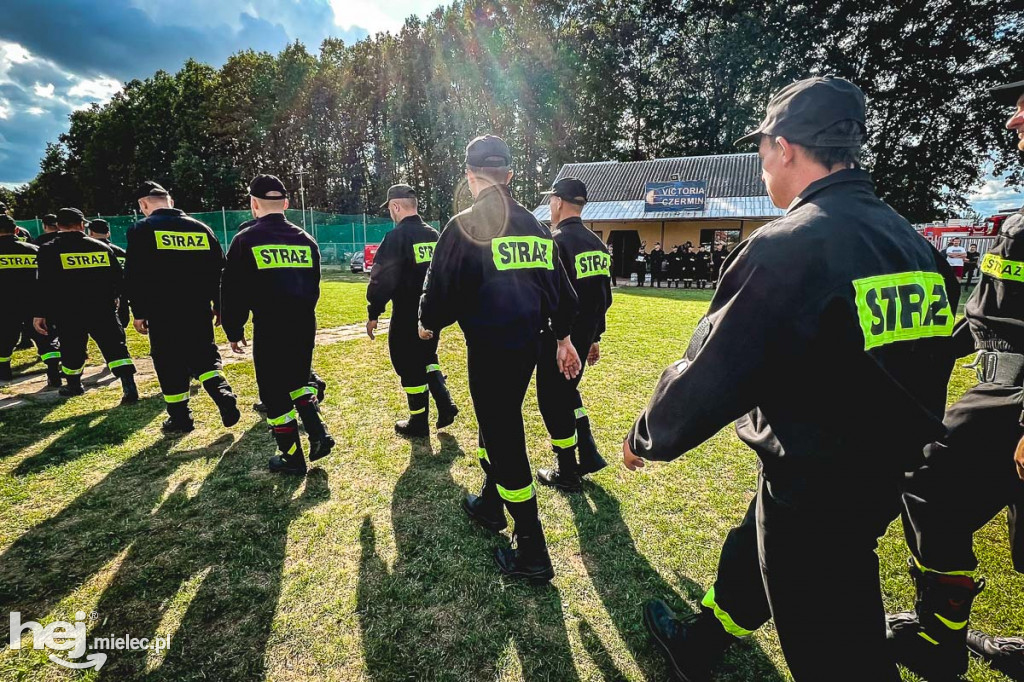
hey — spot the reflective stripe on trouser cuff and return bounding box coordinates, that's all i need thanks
[410,408,426,415]
[267,409,298,426]
[574,407,588,419]
[0,356,10,363]
[477,448,490,464]
[286,442,298,455]
[425,364,440,373]
[108,358,134,370]
[40,352,61,361]
[289,386,316,400]
[404,384,428,394]
[551,432,578,449]
[935,613,968,631]
[164,392,189,404]
[701,587,755,637]
[199,370,224,383]
[497,483,535,503]
[913,557,976,578]
[62,365,84,376]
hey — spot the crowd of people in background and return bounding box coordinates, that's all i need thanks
[631,240,729,289]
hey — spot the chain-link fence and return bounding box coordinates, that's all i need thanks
[14,209,438,266]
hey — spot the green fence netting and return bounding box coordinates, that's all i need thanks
[14,210,438,266]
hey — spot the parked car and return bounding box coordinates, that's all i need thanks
[350,253,366,273]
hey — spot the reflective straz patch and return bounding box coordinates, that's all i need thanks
[0,254,36,269]
[61,252,110,269]
[491,236,554,271]
[980,253,1024,283]
[852,271,953,350]
[252,245,313,269]
[575,250,610,279]
[413,242,435,264]
[155,231,209,251]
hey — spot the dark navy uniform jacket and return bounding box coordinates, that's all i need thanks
[366,215,439,327]
[221,212,320,342]
[36,231,123,321]
[627,169,960,503]
[552,216,612,345]
[419,184,577,350]
[125,208,224,320]
[0,235,39,317]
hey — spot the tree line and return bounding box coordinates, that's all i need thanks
[3,0,1021,224]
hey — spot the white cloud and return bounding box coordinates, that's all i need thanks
[0,98,10,119]
[329,0,439,34]
[25,106,46,116]
[33,82,54,98]
[67,76,122,102]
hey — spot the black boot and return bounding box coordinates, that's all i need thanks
[45,361,62,389]
[268,421,308,475]
[576,411,607,475]
[119,374,139,405]
[395,388,429,438]
[59,374,84,397]
[643,601,739,682]
[295,393,335,462]
[253,401,268,415]
[537,445,582,493]
[967,630,1024,679]
[427,369,459,429]
[495,530,555,584]
[0,361,11,382]
[309,371,327,403]
[161,401,195,434]
[462,478,507,533]
[202,373,240,427]
[887,558,985,680]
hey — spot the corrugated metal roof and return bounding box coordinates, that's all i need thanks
[544,153,768,203]
[533,196,783,222]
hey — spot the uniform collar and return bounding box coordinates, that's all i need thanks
[152,207,184,217]
[475,184,511,203]
[786,168,874,214]
[256,212,288,222]
[555,216,584,230]
[397,215,424,228]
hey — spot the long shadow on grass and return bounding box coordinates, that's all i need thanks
[358,433,579,681]
[89,425,330,680]
[569,485,784,682]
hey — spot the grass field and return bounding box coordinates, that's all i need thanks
[0,279,1021,681]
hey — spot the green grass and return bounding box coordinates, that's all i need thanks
[0,282,1020,681]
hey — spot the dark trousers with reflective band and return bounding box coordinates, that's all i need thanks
[706,473,901,681]
[150,311,230,412]
[902,382,1024,574]
[388,318,440,414]
[253,310,323,440]
[55,308,134,378]
[536,329,593,450]
[468,340,540,528]
[0,313,59,367]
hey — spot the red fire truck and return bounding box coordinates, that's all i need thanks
[915,209,1019,251]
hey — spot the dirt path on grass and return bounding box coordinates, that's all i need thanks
[0,319,389,411]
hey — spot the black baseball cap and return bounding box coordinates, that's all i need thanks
[737,76,866,147]
[135,180,169,200]
[56,207,85,226]
[542,177,588,205]
[992,79,1024,107]
[465,135,512,168]
[42,213,57,226]
[249,174,288,200]
[379,183,418,210]
[89,218,110,234]
[0,215,15,232]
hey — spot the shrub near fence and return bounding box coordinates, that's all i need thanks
[14,210,438,265]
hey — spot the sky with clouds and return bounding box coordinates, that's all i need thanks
[0,0,1021,216]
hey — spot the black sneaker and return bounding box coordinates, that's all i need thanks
[967,630,1024,680]
[308,435,336,462]
[269,453,307,475]
[395,418,429,438]
[161,417,195,435]
[59,384,85,397]
[887,611,965,682]
[435,404,459,429]
[643,601,737,682]
[218,396,241,428]
[461,493,507,533]
[120,376,139,405]
[494,532,555,584]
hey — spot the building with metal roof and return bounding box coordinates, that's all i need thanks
[534,153,783,280]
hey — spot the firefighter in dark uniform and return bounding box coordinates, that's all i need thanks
[237,215,327,416]
[34,208,138,401]
[88,219,130,329]
[221,175,334,475]
[33,214,59,247]
[1,203,31,243]
[535,178,612,492]
[886,78,1024,681]
[626,77,961,681]
[125,182,240,433]
[419,135,581,582]
[366,183,458,437]
[0,215,60,385]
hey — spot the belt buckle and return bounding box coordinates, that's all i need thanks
[965,351,997,383]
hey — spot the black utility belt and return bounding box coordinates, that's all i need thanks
[966,350,1024,386]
